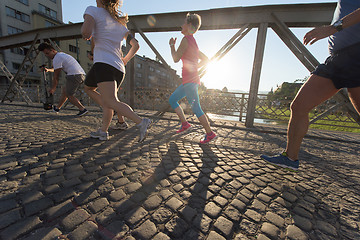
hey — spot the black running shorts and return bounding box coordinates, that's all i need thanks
[85,62,124,88]
[312,42,360,89]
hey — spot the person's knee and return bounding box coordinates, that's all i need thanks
[67,94,76,99]
[290,99,310,115]
[191,103,204,118]
[65,91,75,98]
[169,96,179,109]
[348,88,360,113]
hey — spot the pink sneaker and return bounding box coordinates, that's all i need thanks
[176,122,192,133]
[200,132,217,144]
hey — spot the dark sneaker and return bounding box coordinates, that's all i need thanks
[138,118,151,142]
[77,108,88,116]
[53,106,59,113]
[112,121,129,130]
[90,129,109,141]
[260,152,299,172]
[200,131,217,144]
[176,122,192,133]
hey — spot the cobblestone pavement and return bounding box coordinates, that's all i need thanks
[0,103,359,240]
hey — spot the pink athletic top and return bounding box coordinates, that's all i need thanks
[181,35,200,85]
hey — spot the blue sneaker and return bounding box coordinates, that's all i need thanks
[260,152,299,172]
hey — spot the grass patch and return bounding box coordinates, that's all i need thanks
[257,107,360,133]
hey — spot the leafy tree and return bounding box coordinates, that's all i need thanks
[267,77,307,107]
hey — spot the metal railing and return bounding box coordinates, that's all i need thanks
[1,85,358,131]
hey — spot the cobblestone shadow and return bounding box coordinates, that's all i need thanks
[0,103,359,239]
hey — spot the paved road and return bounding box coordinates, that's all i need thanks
[0,102,359,240]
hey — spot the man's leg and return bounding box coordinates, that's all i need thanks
[67,95,86,111]
[286,75,339,160]
[65,76,86,111]
[57,87,68,109]
[348,86,360,115]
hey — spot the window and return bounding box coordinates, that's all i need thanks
[16,0,29,5]
[149,66,154,72]
[6,7,30,23]
[39,4,57,19]
[12,63,33,72]
[10,47,28,55]
[12,62,21,70]
[136,63,142,69]
[45,20,56,27]
[69,45,79,54]
[136,73,142,78]
[7,26,23,35]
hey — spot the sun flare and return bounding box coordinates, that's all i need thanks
[201,57,237,90]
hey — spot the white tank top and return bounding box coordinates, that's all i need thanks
[84,6,129,73]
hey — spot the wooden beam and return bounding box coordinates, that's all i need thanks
[246,23,268,128]
[132,23,170,68]
[128,31,136,108]
[0,3,336,50]
[271,13,319,71]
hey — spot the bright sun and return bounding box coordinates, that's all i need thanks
[201,57,237,90]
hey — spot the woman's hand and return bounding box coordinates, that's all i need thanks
[122,58,128,66]
[169,37,177,47]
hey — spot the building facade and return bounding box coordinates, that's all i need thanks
[0,0,62,85]
[0,0,93,89]
[132,55,179,90]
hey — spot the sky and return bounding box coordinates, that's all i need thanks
[62,0,338,92]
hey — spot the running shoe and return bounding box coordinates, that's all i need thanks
[200,131,217,144]
[112,121,129,130]
[176,122,192,133]
[138,118,151,142]
[260,152,299,172]
[90,129,109,141]
[77,108,88,116]
[53,106,60,113]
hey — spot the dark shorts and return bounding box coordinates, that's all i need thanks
[85,62,125,88]
[312,42,360,89]
[65,74,85,96]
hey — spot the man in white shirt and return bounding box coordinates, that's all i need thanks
[38,42,88,116]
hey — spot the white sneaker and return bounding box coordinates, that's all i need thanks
[90,129,109,141]
[112,121,129,130]
[137,118,151,142]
